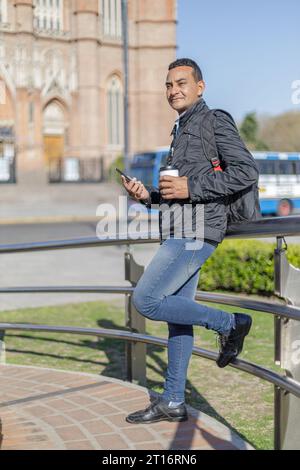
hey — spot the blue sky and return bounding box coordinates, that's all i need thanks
[177,0,300,121]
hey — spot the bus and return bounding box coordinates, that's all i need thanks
[129,149,300,217]
[252,152,300,216]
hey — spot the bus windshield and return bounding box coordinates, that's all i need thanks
[130,153,156,186]
[130,151,169,186]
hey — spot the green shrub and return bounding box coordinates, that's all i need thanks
[108,154,124,183]
[200,240,300,296]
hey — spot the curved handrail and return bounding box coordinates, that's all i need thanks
[0,322,299,399]
[0,285,299,320]
[0,215,299,254]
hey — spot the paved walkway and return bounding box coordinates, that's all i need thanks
[0,181,124,224]
[0,364,252,450]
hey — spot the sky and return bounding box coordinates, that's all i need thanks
[177,0,300,122]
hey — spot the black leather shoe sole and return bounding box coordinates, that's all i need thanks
[126,414,188,424]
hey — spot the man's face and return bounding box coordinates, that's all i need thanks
[165,66,205,115]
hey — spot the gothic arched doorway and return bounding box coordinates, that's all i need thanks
[43,99,66,164]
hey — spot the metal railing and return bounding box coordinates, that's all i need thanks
[0,215,300,450]
[48,157,105,183]
[0,157,16,184]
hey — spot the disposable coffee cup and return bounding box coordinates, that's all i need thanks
[159,165,179,178]
[159,165,179,204]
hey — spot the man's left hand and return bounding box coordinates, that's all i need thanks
[159,176,189,199]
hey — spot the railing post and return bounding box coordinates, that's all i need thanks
[124,246,146,386]
[274,236,300,450]
[0,330,6,364]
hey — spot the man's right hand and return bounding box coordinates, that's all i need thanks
[121,176,150,203]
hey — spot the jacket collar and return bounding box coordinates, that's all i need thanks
[170,97,208,135]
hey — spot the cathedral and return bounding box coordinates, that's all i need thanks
[0,0,176,184]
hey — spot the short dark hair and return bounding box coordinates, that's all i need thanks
[168,58,203,82]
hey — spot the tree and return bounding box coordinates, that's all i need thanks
[239,112,269,151]
[258,111,300,152]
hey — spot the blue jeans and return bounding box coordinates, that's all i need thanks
[132,237,235,403]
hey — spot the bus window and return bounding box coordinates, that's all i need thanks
[130,166,154,186]
[278,160,299,175]
[257,160,277,175]
[130,153,156,186]
[132,153,156,165]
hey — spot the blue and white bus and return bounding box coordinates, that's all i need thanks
[252,152,300,216]
[130,149,300,217]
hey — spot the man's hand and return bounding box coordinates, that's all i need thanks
[159,175,189,199]
[121,176,150,202]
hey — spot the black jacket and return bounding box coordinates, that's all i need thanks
[146,97,259,244]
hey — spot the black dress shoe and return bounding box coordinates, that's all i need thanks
[216,313,252,368]
[125,398,188,424]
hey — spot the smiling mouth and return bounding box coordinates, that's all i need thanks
[171,98,183,102]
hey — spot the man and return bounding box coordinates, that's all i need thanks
[121,58,258,424]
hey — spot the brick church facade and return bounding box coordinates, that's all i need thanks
[0,0,176,184]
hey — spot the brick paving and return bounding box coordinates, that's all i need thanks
[0,364,253,450]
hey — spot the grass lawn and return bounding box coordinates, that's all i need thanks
[0,299,281,450]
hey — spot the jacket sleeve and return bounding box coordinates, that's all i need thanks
[139,185,160,207]
[187,110,259,202]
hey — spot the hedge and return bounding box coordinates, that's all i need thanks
[199,240,300,296]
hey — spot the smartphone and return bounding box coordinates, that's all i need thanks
[115,167,133,183]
